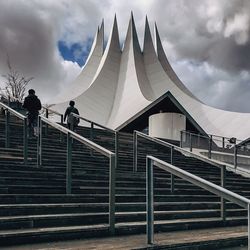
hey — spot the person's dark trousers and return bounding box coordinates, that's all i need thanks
[28,112,38,137]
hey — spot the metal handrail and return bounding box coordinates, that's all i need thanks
[146,155,250,247]
[37,107,119,167]
[5,96,63,123]
[181,130,243,143]
[43,106,62,117]
[134,131,228,211]
[0,102,26,120]
[39,107,116,134]
[180,130,245,168]
[133,130,228,171]
[42,106,63,124]
[181,130,210,139]
[40,116,113,157]
[0,101,28,164]
[37,116,116,235]
[71,113,119,168]
[72,113,115,133]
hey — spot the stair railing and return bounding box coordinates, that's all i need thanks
[42,106,64,124]
[133,130,227,219]
[0,101,28,164]
[146,155,250,248]
[42,107,63,136]
[71,113,119,168]
[180,130,245,169]
[40,108,119,163]
[37,115,116,235]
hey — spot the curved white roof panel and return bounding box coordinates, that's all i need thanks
[52,14,250,140]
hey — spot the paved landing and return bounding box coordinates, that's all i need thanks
[3,226,247,250]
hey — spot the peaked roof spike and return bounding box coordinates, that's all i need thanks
[111,13,118,36]
[130,11,137,29]
[154,22,161,55]
[98,19,104,53]
[131,11,136,26]
[144,15,151,36]
[128,12,142,52]
[102,10,120,54]
[145,15,150,27]
[143,15,155,53]
[122,10,140,52]
[99,18,104,33]
[113,13,117,24]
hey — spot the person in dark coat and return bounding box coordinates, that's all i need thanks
[64,100,80,131]
[23,89,42,137]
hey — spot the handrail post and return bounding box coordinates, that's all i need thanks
[60,114,63,125]
[248,203,250,249]
[190,133,192,152]
[66,132,72,194]
[5,109,10,148]
[60,114,64,142]
[109,154,116,235]
[234,145,237,169]
[170,146,175,193]
[23,117,28,165]
[90,122,94,156]
[90,122,94,141]
[45,108,48,136]
[208,136,212,159]
[146,157,154,245]
[133,131,138,172]
[180,131,183,148]
[37,116,42,166]
[115,131,119,169]
[221,166,226,221]
[222,137,225,149]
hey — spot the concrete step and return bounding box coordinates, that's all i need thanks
[0,201,242,216]
[0,217,247,247]
[0,209,246,231]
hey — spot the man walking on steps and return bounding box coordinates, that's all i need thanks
[64,100,80,131]
[23,89,42,137]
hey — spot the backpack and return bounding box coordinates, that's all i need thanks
[67,107,79,126]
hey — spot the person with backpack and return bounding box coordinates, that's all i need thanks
[63,100,80,131]
[23,89,42,137]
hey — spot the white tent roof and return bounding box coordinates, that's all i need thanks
[52,14,250,140]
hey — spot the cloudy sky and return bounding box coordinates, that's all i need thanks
[0,0,250,112]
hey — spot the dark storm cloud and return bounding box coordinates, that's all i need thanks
[147,0,250,112]
[150,0,250,72]
[0,0,103,102]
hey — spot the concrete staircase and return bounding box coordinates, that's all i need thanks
[0,114,249,248]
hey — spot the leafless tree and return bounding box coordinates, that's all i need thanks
[0,57,34,102]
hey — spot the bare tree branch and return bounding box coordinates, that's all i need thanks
[0,56,34,102]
